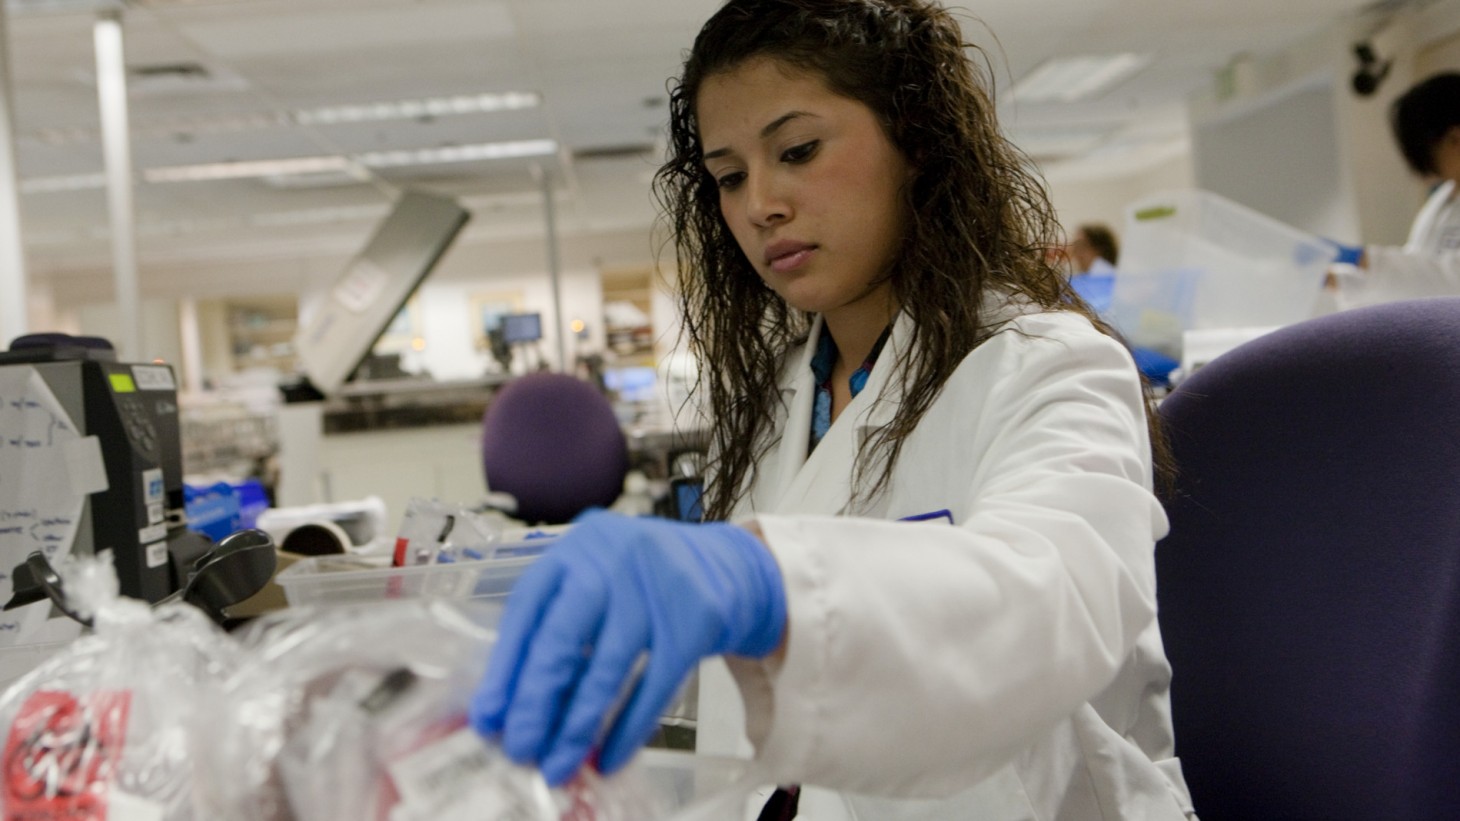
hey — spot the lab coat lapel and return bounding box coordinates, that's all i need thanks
[1405,180,1456,250]
[773,313,910,516]
[766,316,821,504]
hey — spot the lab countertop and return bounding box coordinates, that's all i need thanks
[323,375,512,433]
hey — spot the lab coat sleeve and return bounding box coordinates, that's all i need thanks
[1355,244,1460,300]
[729,320,1167,798]
[1342,182,1460,304]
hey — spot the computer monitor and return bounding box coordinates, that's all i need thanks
[602,365,657,403]
[670,477,704,523]
[500,312,542,344]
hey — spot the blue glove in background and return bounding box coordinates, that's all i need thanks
[470,510,787,786]
[1321,237,1365,266]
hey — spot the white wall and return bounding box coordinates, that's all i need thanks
[388,232,611,379]
[1184,6,1456,247]
[649,267,683,362]
[1331,12,1429,246]
[1046,151,1196,250]
[61,224,658,383]
[1416,6,1460,75]
[402,265,606,381]
[75,298,184,365]
[1192,82,1354,240]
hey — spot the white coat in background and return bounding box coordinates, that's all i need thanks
[1337,180,1460,309]
[696,298,1196,820]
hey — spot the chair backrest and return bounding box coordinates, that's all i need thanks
[1156,297,1460,820]
[481,372,628,525]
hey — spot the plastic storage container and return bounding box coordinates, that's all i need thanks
[1110,189,1336,357]
[632,749,764,820]
[0,640,72,692]
[637,750,874,820]
[276,552,537,609]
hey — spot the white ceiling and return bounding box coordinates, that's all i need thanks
[1,0,1399,295]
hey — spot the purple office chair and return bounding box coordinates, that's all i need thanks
[481,372,629,525]
[1156,297,1460,819]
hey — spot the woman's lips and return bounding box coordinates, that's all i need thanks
[766,243,816,273]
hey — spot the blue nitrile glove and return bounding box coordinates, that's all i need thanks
[469,510,786,786]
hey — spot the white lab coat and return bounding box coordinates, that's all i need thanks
[1338,180,1460,308]
[699,298,1195,819]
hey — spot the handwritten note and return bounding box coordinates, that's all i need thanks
[0,367,88,645]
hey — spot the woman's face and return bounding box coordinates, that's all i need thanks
[1068,230,1098,273]
[696,58,911,323]
[1432,126,1460,185]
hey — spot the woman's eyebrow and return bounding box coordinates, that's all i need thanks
[703,110,816,161]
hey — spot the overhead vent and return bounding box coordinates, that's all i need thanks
[130,61,208,80]
[571,143,657,162]
[123,61,248,95]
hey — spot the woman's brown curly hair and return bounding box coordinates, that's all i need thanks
[654,0,1172,520]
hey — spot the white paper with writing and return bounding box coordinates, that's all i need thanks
[0,367,89,645]
[386,727,555,821]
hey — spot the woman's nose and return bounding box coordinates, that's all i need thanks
[745,173,790,227]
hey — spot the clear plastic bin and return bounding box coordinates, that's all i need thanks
[0,640,73,692]
[1110,189,1336,356]
[633,749,760,820]
[276,553,536,609]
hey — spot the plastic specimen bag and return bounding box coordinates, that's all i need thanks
[0,554,682,820]
[197,598,662,821]
[0,552,241,821]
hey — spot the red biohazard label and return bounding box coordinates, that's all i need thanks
[387,538,412,598]
[2,690,132,821]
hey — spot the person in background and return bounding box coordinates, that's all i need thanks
[1329,71,1460,304]
[1067,222,1121,316]
[471,1,1194,818]
[1068,222,1120,276]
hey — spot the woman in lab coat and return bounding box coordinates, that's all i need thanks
[1332,72,1460,307]
[472,1,1195,818]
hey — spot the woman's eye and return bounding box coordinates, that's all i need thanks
[715,171,745,190]
[781,140,818,163]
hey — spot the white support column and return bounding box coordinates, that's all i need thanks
[177,297,205,396]
[0,6,30,348]
[94,11,141,360]
[536,164,567,372]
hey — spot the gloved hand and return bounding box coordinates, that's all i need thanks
[470,510,786,786]
[1322,238,1366,267]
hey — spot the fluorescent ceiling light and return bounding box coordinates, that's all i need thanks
[5,0,122,14]
[250,204,392,227]
[358,139,559,168]
[294,92,541,125]
[258,169,367,189]
[1083,134,1189,162]
[20,173,108,193]
[1012,53,1152,104]
[23,138,559,191]
[1009,126,1112,159]
[29,91,541,146]
[140,138,558,184]
[144,156,353,183]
